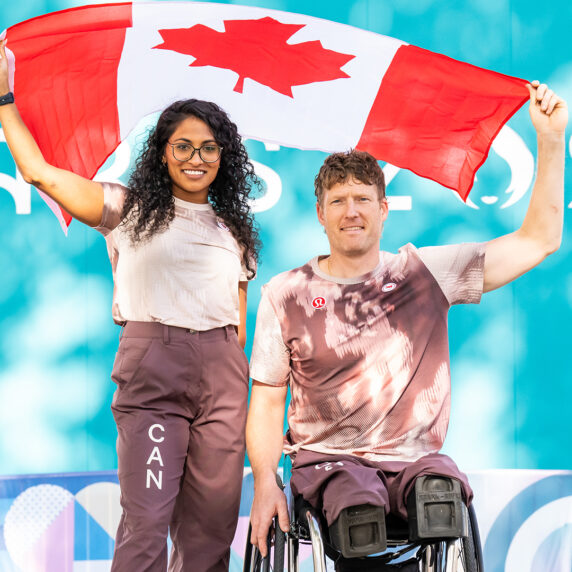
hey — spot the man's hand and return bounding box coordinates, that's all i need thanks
[527,80,568,135]
[249,473,290,558]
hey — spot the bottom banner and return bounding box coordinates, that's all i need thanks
[0,469,570,571]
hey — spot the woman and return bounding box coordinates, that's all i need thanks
[0,39,259,571]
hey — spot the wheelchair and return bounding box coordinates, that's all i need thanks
[243,461,484,572]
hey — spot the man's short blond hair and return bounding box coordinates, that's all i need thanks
[314,150,386,205]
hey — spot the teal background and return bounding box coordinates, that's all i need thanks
[0,0,571,478]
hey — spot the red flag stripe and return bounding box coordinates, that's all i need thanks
[357,45,529,199]
[7,2,132,40]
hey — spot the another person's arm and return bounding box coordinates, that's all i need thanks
[483,81,568,292]
[246,381,289,558]
[246,285,291,557]
[237,281,248,348]
[0,40,104,226]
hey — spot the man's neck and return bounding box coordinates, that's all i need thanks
[321,251,381,278]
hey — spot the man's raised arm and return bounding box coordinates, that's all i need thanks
[484,81,568,292]
[246,381,289,558]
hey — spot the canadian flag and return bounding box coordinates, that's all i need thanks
[2,2,528,230]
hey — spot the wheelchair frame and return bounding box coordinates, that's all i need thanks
[244,475,484,572]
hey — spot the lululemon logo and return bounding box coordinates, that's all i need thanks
[312,296,326,309]
[382,282,397,293]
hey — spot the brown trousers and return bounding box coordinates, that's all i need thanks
[110,322,249,572]
[290,449,473,525]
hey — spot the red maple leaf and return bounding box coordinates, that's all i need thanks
[153,17,355,97]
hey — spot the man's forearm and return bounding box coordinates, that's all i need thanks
[519,131,565,255]
[246,382,290,556]
[246,382,287,482]
[482,84,567,293]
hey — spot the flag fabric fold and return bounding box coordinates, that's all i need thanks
[1,1,529,229]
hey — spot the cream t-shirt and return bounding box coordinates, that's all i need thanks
[96,182,251,330]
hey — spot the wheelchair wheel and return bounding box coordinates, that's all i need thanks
[243,518,286,572]
[458,503,483,572]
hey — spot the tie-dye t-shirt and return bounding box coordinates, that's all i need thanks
[250,242,485,462]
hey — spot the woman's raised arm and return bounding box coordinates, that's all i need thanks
[0,39,104,227]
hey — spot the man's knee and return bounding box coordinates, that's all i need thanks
[406,475,468,541]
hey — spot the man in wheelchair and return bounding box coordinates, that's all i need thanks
[246,83,566,568]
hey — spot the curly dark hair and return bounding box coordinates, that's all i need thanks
[122,99,260,278]
[314,149,386,205]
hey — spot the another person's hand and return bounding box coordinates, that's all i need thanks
[249,473,289,558]
[527,80,568,135]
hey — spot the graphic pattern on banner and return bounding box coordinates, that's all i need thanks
[1,471,572,571]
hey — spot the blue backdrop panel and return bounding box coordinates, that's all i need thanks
[0,2,571,567]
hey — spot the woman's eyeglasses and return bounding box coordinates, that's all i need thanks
[167,142,223,163]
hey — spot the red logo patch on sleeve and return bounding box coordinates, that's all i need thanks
[312,296,326,309]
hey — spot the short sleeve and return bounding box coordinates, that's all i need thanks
[249,285,290,386]
[94,182,127,236]
[416,242,485,305]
